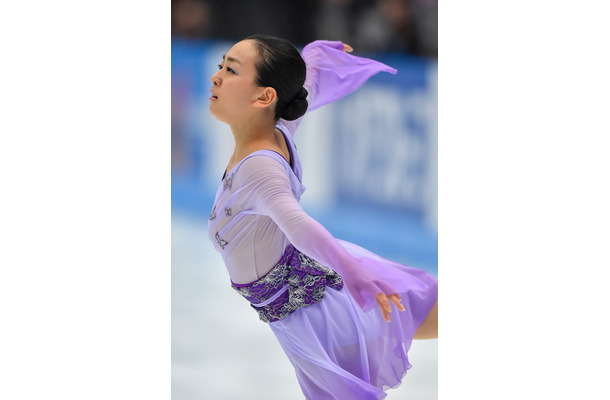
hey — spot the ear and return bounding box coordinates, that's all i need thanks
[253,87,277,110]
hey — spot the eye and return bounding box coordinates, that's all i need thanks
[217,64,236,74]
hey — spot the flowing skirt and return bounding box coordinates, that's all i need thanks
[233,241,438,399]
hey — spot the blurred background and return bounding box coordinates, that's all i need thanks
[171,0,438,398]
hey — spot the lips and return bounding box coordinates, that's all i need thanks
[210,89,218,101]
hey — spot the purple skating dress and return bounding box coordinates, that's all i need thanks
[208,40,438,400]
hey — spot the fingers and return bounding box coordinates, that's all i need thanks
[388,293,405,312]
[376,293,405,322]
[375,293,392,322]
[343,43,353,53]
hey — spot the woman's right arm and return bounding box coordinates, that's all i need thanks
[279,40,397,137]
[303,40,396,112]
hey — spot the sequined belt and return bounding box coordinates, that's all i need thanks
[231,245,343,323]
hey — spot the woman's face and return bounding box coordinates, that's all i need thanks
[209,39,264,124]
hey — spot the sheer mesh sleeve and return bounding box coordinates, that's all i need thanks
[279,40,398,138]
[240,155,420,312]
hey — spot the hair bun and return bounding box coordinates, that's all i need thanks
[280,87,308,121]
[295,86,308,101]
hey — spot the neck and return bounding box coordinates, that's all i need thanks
[228,115,278,167]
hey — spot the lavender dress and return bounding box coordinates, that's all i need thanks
[208,40,438,399]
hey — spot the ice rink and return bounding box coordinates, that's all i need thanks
[172,211,437,400]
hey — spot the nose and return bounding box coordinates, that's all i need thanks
[211,71,220,86]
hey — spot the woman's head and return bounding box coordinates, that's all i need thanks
[209,35,308,125]
[246,35,308,121]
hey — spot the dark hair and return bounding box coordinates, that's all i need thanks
[246,34,308,121]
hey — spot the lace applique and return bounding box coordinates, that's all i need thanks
[231,245,343,323]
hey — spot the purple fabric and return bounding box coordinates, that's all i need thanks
[207,40,437,399]
[302,40,398,113]
[270,257,436,399]
[276,40,398,183]
[231,245,343,323]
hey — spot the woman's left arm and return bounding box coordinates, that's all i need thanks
[241,155,408,321]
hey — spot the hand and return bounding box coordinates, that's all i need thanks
[340,261,403,320]
[376,293,405,322]
[343,43,353,53]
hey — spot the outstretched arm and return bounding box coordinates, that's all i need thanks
[279,40,397,138]
[303,40,397,112]
[241,155,408,321]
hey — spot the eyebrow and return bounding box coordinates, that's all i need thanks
[222,55,242,65]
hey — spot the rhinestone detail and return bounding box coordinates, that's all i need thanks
[209,206,217,220]
[224,207,232,217]
[223,174,234,190]
[215,232,228,249]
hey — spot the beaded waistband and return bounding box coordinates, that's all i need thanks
[231,245,343,323]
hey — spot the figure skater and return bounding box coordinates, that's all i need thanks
[207,34,438,399]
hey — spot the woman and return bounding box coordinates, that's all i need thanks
[207,34,438,399]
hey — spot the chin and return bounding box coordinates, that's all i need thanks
[208,104,224,122]
[209,105,237,126]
